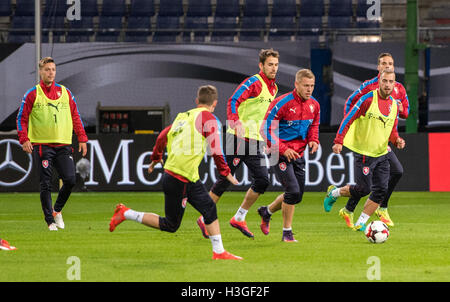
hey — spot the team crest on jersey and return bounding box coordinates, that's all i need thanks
[233,158,240,166]
[181,197,187,208]
[279,162,287,171]
[363,166,370,175]
[42,160,49,168]
[310,104,315,113]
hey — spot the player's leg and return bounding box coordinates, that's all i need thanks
[52,146,77,229]
[33,145,57,229]
[258,193,283,235]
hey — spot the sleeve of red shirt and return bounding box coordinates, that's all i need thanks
[227,77,262,129]
[150,125,171,162]
[307,101,320,144]
[344,80,374,116]
[16,88,36,145]
[67,89,88,143]
[398,84,410,119]
[260,99,289,155]
[196,111,230,177]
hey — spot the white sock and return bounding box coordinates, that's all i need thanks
[283,227,292,232]
[234,207,248,222]
[331,188,341,198]
[124,209,144,223]
[209,234,225,254]
[267,207,273,215]
[355,212,370,226]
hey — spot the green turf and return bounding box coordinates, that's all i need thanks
[0,191,449,282]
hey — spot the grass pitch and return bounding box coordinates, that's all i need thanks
[0,191,449,282]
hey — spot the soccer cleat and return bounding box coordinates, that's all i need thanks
[375,208,394,227]
[353,223,367,232]
[196,216,209,239]
[109,203,129,232]
[229,217,254,238]
[257,206,271,235]
[282,230,298,242]
[48,223,58,231]
[53,211,65,229]
[339,207,354,228]
[0,239,17,251]
[323,185,338,212]
[212,250,243,260]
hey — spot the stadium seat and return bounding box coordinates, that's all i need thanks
[80,0,99,16]
[0,0,11,16]
[328,0,353,17]
[158,0,183,17]
[14,0,35,16]
[299,0,324,17]
[125,16,151,42]
[66,17,94,42]
[183,16,209,42]
[356,0,380,28]
[242,0,268,17]
[186,0,212,17]
[240,16,266,41]
[130,0,155,17]
[153,16,180,42]
[271,0,297,17]
[8,16,34,43]
[211,16,238,42]
[268,16,295,41]
[96,16,123,42]
[101,0,126,17]
[297,16,323,37]
[328,16,353,29]
[215,0,240,17]
[42,16,66,43]
[43,0,68,16]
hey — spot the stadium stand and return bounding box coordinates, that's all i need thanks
[125,16,151,42]
[8,15,34,43]
[0,0,11,17]
[269,0,297,41]
[14,0,35,16]
[153,16,180,42]
[129,0,155,17]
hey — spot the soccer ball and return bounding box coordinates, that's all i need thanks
[364,220,389,243]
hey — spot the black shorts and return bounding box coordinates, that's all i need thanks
[273,156,305,205]
[159,172,218,233]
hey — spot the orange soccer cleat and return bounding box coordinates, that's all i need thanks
[212,250,243,260]
[109,203,129,232]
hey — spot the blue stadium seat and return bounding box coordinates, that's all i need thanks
[297,16,323,36]
[42,16,65,42]
[66,17,94,42]
[356,0,380,28]
[268,16,295,41]
[356,0,371,17]
[328,0,353,17]
[271,0,297,17]
[299,0,324,17]
[211,16,238,42]
[101,0,126,16]
[183,16,209,42]
[96,16,123,42]
[240,16,265,41]
[215,0,240,17]
[43,0,68,16]
[125,16,151,42]
[8,16,34,43]
[80,0,99,16]
[153,16,180,42]
[0,1,11,16]
[243,0,268,17]
[130,0,155,17]
[186,0,212,17]
[158,0,183,17]
[15,0,35,16]
[328,16,353,29]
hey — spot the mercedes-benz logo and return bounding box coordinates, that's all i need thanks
[0,139,33,186]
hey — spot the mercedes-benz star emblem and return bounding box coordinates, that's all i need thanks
[0,139,33,186]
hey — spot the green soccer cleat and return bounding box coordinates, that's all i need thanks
[323,185,338,212]
[375,208,394,227]
[339,207,354,228]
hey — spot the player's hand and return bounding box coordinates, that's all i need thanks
[148,160,164,174]
[22,140,33,154]
[397,100,403,113]
[79,142,87,157]
[283,148,300,162]
[308,141,319,154]
[226,173,239,185]
[395,137,405,149]
[332,144,343,154]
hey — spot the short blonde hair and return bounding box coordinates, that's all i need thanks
[197,85,218,105]
[295,69,315,82]
[39,57,55,69]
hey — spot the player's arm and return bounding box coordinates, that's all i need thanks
[398,84,410,119]
[148,125,172,173]
[344,79,373,116]
[389,114,405,149]
[67,89,88,156]
[17,88,36,153]
[306,101,320,154]
[260,100,292,158]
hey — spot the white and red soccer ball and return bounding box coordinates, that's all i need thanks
[365,220,390,243]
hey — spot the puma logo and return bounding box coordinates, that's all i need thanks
[290,108,296,114]
[377,116,387,128]
[48,103,59,112]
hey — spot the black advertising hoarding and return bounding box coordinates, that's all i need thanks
[0,133,428,192]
